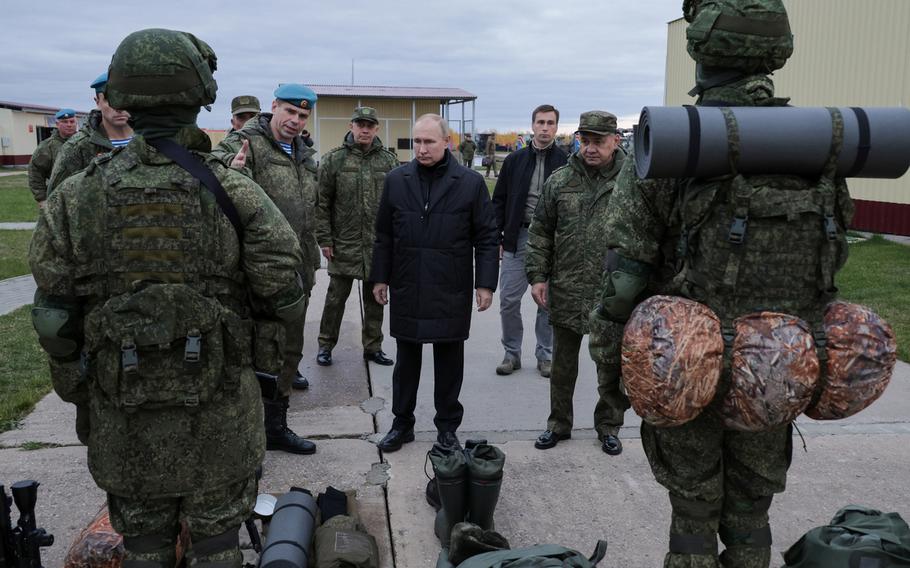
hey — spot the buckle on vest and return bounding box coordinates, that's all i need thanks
[824,214,838,241]
[79,351,91,378]
[121,341,138,373]
[728,216,748,244]
[184,331,202,364]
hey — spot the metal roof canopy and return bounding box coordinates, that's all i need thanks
[305,84,478,144]
[0,100,90,116]
[306,84,476,102]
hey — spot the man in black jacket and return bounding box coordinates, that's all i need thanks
[371,114,499,452]
[491,105,568,378]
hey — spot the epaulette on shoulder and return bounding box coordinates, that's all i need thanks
[383,147,400,163]
[90,147,121,169]
[549,163,572,179]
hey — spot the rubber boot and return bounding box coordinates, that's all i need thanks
[465,442,505,530]
[428,442,468,547]
[263,397,316,454]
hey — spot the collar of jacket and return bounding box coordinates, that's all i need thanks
[343,131,385,155]
[243,112,316,164]
[416,149,452,178]
[132,127,212,165]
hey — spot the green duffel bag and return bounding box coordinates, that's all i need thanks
[455,540,607,568]
[313,514,379,568]
[784,505,910,567]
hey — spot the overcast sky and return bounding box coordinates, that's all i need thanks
[0,0,683,133]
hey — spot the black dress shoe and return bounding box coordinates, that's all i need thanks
[377,428,415,452]
[601,434,623,456]
[364,350,394,366]
[292,371,309,390]
[316,348,332,366]
[534,430,571,450]
[437,431,461,449]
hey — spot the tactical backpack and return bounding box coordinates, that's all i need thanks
[620,106,895,431]
[81,141,250,410]
[783,506,910,567]
[454,541,608,568]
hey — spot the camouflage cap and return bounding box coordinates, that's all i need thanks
[684,0,793,73]
[351,106,379,124]
[231,95,260,115]
[106,28,218,111]
[577,111,618,135]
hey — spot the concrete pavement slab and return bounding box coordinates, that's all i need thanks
[381,432,910,567]
[0,391,78,448]
[0,446,106,568]
[0,274,36,315]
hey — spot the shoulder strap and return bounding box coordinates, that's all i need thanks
[147,138,244,240]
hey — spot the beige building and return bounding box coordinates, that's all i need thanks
[306,85,476,163]
[0,101,89,166]
[665,0,910,235]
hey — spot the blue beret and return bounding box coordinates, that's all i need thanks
[274,84,317,110]
[90,72,108,94]
[55,108,76,120]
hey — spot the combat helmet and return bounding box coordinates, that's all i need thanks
[106,28,218,111]
[683,0,794,73]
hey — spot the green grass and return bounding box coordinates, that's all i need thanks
[0,306,52,434]
[0,230,32,280]
[836,235,910,361]
[0,174,38,222]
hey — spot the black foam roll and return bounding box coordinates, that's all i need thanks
[634,106,910,179]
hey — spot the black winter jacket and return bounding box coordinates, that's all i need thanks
[371,152,499,343]
[491,143,568,252]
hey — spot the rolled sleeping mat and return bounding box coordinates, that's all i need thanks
[259,489,318,568]
[634,105,910,179]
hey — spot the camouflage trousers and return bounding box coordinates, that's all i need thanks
[641,412,792,568]
[317,275,384,354]
[108,473,257,567]
[546,325,629,438]
[278,293,309,397]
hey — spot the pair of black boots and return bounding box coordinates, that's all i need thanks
[426,440,506,559]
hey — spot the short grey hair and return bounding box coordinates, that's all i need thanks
[415,113,449,138]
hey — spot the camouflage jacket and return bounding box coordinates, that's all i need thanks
[47,110,116,195]
[526,149,627,334]
[27,130,67,202]
[457,139,477,161]
[29,129,303,497]
[212,113,320,291]
[314,132,399,280]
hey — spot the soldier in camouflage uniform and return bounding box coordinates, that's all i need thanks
[457,133,477,168]
[525,111,630,455]
[595,2,847,566]
[314,106,399,367]
[212,83,321,455]
[47,72,134,194]
[28,108,78,204]
[29,29,306,568]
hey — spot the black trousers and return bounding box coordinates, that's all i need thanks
[391,339,465,433]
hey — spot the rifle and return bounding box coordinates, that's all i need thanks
[0,481,54,568]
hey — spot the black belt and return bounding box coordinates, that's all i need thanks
[520,222,531,229]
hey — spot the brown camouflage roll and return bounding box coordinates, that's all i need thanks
[622,295,723,427]
[805,301,896,420]
[719,312,819,431]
